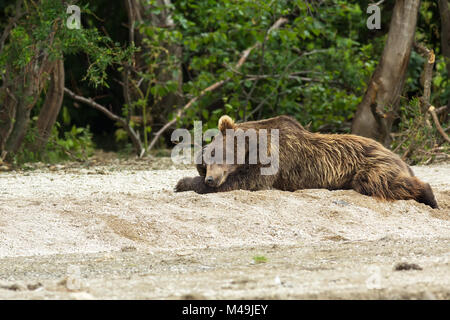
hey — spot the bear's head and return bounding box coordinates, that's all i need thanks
[202,115,250,187]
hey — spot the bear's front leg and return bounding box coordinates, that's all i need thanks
[196,163,206,177]
[174,176,215,194]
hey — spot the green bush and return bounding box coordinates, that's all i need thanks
[391,98,449,165]
[13,119,94,165]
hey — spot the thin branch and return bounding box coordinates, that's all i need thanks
[415,41,450,143]
[414,42,435,111]
[231,69,321,78]
[242,13,274,121]
[244,74,319,82]
[64,88,144,156]
[247,49,328,119]
[435,105,448,115]
[0,0,25,54]
[123,0,136,118]
[146,79,228,152]
[414,42,449,146]
[146,17,289,152]
[370,0,386,6]
[428,106,450,143]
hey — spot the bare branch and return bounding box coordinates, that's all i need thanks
[428,106,450,143]
[415,43,449,145]
[64,88,144,156]
[414,42,435,111]
[246,49,328,120]
[435,105,448,115]
[146,79,228,152]
[370,0,386,6]
[0,0,25,54]
[146,17,289,152]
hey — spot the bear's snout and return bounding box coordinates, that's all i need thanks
[205,176,215,187]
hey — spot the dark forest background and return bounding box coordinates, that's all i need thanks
[0,0,448,166]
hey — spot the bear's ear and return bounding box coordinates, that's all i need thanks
[218,115,236,134]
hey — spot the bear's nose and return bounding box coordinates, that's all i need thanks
[205,176,214,186]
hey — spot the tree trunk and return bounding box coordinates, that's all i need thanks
[148,0,183,119]
[35,59,65,150]
[351,0,421,146]
[123,0,182,125]
[439,0,450,75]
[0,80,17,158]
[438,0,450,115]
[0,0,60,158]
[3,57,52,153]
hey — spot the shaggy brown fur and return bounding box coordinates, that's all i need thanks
[175,115,438,209]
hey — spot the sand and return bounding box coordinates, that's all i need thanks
[0,158,448,299]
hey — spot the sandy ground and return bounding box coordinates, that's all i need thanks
[0,157,449,299]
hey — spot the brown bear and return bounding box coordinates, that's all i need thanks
[175,115,438,209]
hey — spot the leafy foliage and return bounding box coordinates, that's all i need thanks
[13,118,94,164]
[1,0,133,87]
[1,0,448,164]
[0,0,132,164]
[392,98,449,165]
[163,0,384,132]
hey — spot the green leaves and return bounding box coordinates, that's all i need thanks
[169,0,385,132]
[13,121,94,165]
[5,0,445,157]
[1,0,134,88]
